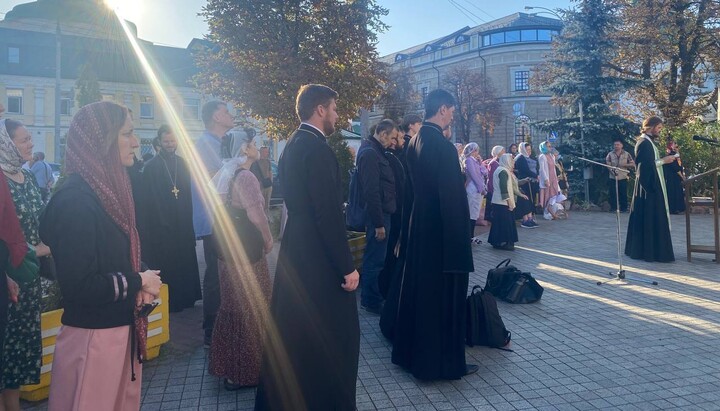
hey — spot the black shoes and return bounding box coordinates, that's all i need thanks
[464,364,479,376]
[492,243,515,251]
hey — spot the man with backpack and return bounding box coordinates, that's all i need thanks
[356,119,397,315]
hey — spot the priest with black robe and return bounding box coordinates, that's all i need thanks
[255,84,360,410]
[625,116,676,263]
[390,89,477,380]
[139,125,201,312]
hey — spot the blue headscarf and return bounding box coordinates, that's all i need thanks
[539,141,549,154]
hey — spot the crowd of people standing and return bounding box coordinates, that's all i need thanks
[0,74,688,411]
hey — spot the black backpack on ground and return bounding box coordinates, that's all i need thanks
[485,259,544,304]
[466,286,512,350]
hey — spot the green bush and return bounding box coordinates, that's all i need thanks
[662,122,720,198]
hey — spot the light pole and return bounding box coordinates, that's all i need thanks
[524,6,564,19]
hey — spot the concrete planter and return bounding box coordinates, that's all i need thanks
[20,284,170,402]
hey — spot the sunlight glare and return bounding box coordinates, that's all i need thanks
[104,0,143,19]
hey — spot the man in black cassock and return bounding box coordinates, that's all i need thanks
[139,125,201,312]
[390,89,477,380]
[255,84,360,411]
[625,116,676,263]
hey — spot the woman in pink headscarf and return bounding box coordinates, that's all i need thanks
[40,101,162,410]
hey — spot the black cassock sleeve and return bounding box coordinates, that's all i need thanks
[636,140,659,194]
[305,142,355,279]
[438,141,474,274]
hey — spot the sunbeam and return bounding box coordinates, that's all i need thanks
[109,9,307,408]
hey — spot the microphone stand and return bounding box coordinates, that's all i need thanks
[578,157,659,286]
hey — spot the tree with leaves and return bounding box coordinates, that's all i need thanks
[197,0,389,139]
[534,0,639,203]
[442,65,501,144]
[608,0,720,125]
[75,63,101,108]
[375,65,420,122]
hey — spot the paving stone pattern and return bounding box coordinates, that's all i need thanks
[23,212,720,410]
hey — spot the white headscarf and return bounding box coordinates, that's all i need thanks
[460,142,479,174]
[211,129,254,197]
[516,142,529,162]
[491,145,504,159]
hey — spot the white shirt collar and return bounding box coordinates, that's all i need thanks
[300,122,326,137]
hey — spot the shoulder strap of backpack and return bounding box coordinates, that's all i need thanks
[496,258,512,269]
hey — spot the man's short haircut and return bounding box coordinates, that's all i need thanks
[201,101,227,128]
[401,113,422,133]
[33,152,45,161]
[157,124,172,140]
[368,124,377,138]
[374,119,397,137]
[424,89,455,118]
[295,84,338,121]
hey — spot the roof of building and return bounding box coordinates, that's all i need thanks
[381,12,562,64]
[0,0,199,86]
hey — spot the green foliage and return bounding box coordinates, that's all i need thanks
[535,0,640,204]
[75,64,101,108]
[197,0,389,139]
[661,122,720,197]
[375,65,419,122]
[327,131,354,202]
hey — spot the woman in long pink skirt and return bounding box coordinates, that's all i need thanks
[40,102,162,410]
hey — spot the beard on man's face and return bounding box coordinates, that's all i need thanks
[323,119,336,136]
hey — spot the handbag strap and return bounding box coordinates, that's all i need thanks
[496,258,512,269]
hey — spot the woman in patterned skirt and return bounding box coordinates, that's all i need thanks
[0,119,43,411]
[209,130,273,390]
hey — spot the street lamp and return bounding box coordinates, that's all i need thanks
[524,6,564,20]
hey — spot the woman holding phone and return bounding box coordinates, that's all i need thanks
[40,101,162,410]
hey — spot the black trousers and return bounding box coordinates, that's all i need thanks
[608,179,628,212]
[201,235,220,337]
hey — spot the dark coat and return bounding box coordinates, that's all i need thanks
[663,151,686,214]
[625,137,675,262]
[40,174,142,328]
[255,124,359,411]
[138,152,201,312]
[378,149,406,298]
[389,121,474,380]
[357,137,396,227]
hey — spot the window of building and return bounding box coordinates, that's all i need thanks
[483,35,490,46]
[538,30,552,41]
[505,31,521,43]
[7,89,23,114]
[140,96,154,119]
[60,91,72,116]
[490,32,505,45]
[8,47,19,64]
[421,87,428,102]
[183,98,200,120]
[514,71,530,92]
[521,29,538,41]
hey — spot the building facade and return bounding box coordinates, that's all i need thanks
[0,0,210,162]
[375,13,564,156]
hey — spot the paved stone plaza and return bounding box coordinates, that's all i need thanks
[23,211,720,410]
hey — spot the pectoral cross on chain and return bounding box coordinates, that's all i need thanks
[171,185,180,199]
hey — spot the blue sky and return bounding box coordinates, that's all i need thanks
[0,0,572,55]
